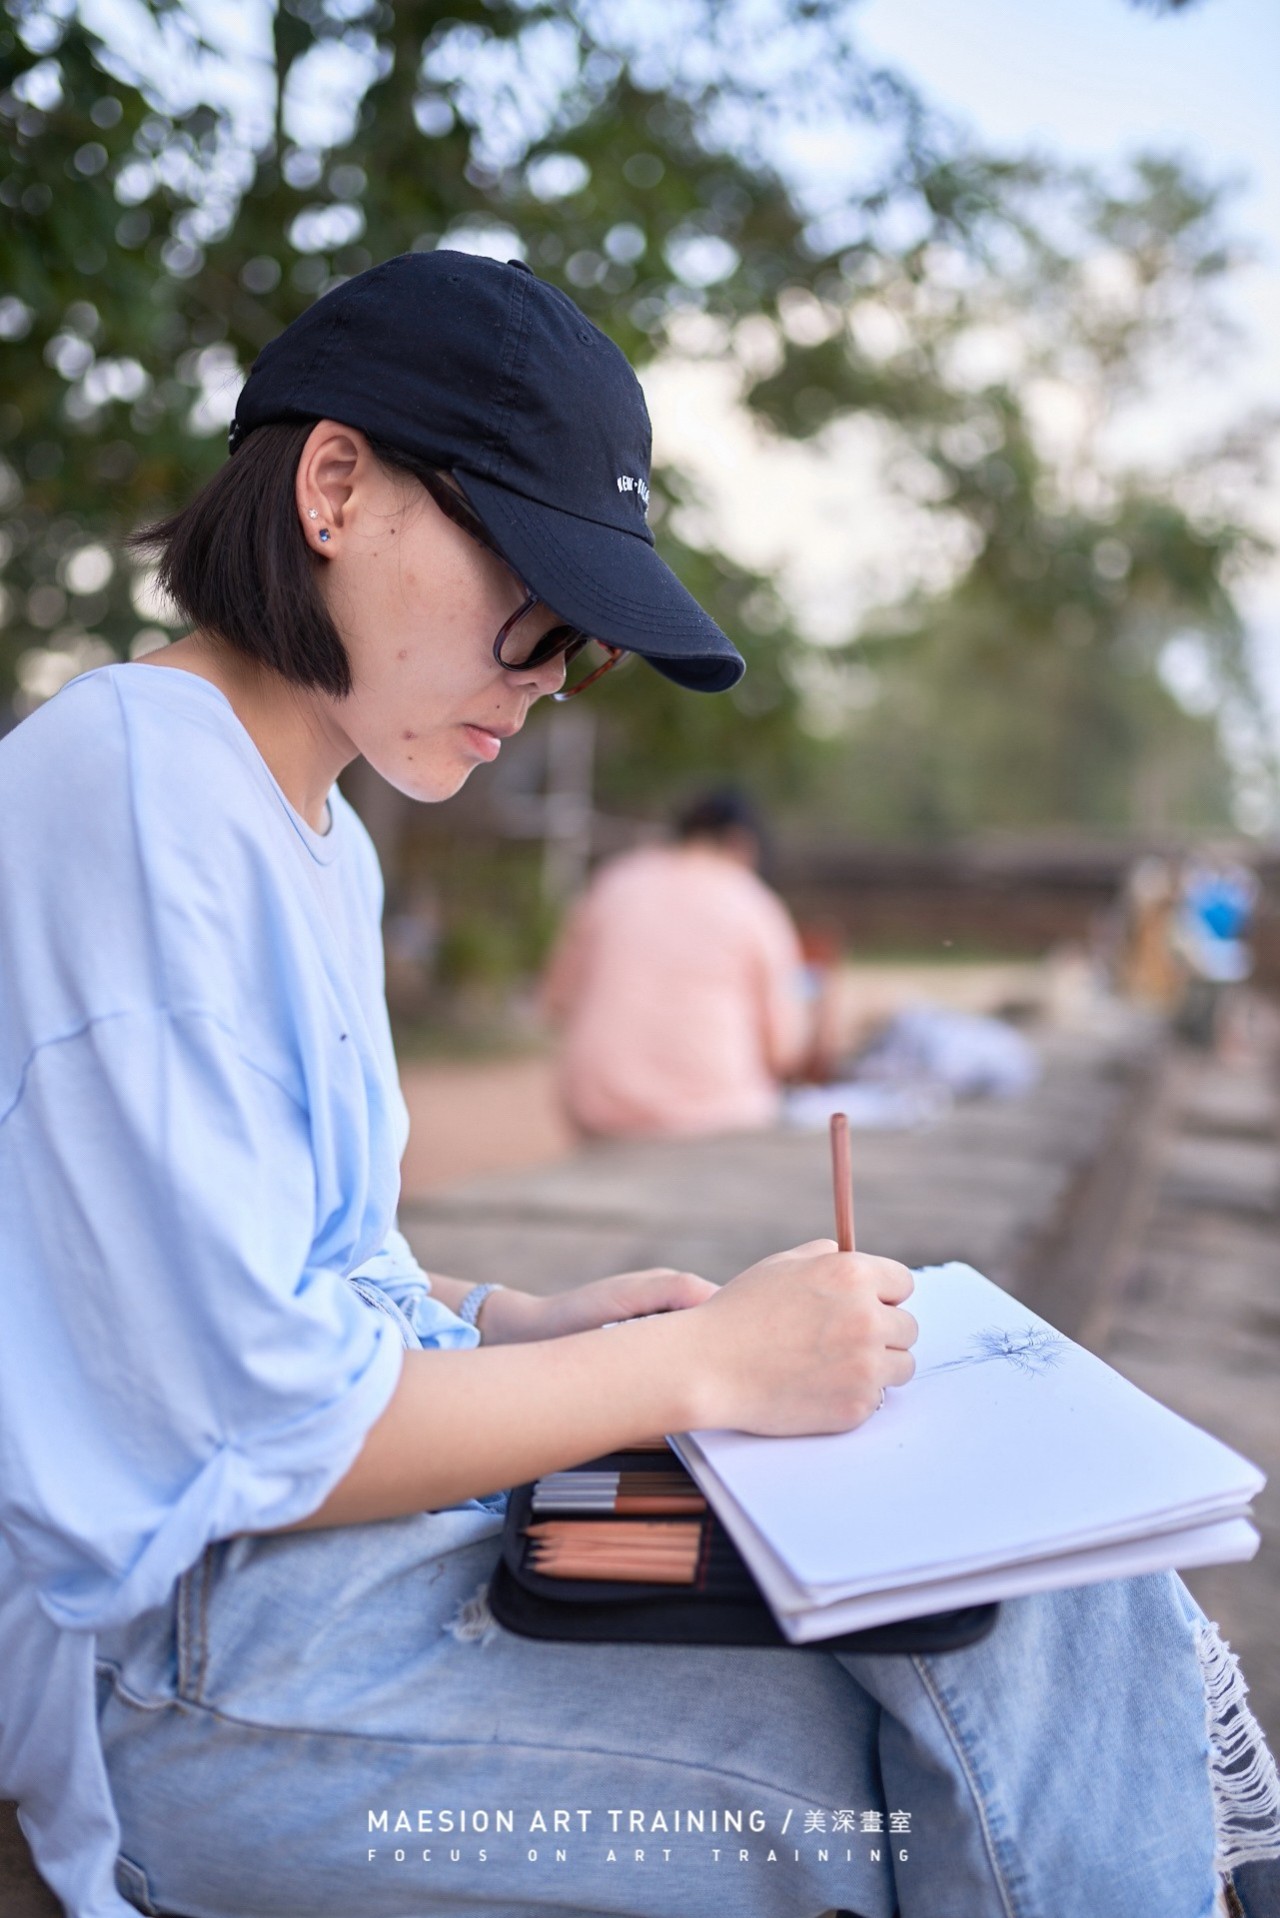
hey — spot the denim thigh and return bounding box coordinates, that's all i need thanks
[96,1509,896,1918]
[96,1518,1238,1918]
[837,1570,1223,1918]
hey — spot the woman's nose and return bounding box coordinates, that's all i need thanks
[517,645,568,697]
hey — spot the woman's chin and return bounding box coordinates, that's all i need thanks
[378,752,479,805]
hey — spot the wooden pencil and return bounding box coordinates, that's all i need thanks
[525,1519,701,1539]
[529,1544,697,1561]
[532,1470,706,1516]
[525,1557,702,1588]
[528,1544,696,1557]
[533,1498,706,1515]
[534,1472,696,1488]
[533,1485,700,1497]
[529,1537,699,1552]
[528,1530,702,1554]
[830,1110,856,1254]
[528,1559,698,1585]
[526,1522,703,1557]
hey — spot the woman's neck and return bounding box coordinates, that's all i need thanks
[138,632,355,832]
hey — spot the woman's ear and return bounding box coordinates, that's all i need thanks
[295,420,367,548]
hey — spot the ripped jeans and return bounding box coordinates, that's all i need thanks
[93,1497,1280,1918]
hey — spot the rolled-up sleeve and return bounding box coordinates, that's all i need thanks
[350,1225,482,1352]
[0,1005,404,1634]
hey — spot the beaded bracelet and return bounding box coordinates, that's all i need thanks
[457,1281,504,1333]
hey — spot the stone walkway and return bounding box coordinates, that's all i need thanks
[401,1013,1163,1334]
[1098,1022,1280,1751]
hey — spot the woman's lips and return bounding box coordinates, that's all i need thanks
[461,722,503,761]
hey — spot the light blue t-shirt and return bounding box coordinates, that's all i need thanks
[0,663,482,1916]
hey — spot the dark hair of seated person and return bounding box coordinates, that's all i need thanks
[674,788,765,845]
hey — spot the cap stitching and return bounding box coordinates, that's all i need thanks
[478,266,530,484]
[279,287,345,421]
[281,260,394,423]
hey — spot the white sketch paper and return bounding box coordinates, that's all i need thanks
[669,1263,1262,1633]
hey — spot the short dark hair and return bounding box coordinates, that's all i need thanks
[125,421,442,698]
[675,788,763,843]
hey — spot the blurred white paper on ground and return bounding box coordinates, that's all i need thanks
[784,1004,1040,1131]
[670,1263,1262,1643]
[783,1079,952,1130]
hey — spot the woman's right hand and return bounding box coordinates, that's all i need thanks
[290,1239,916,1530]
[681,1239,917,1437]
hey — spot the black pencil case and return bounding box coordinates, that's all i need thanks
[487,1447,998,1654]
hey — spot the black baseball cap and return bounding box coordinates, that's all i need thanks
[229,250,745,694]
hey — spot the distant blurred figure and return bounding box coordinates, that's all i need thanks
[1116,856,1184,1010]
[540,790,812,1138]
[1174,851,1257,1048]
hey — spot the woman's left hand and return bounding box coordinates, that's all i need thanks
[478,1267,716,1344]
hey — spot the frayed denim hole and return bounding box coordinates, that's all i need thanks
[1195,1617,1280,1876]
[441,1577,501,1646]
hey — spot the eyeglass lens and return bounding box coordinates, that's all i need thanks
[425,471,626,699]
[496,603,622,696]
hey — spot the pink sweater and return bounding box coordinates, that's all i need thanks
[542,844,810,1138]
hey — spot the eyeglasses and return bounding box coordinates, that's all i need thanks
[419,470,626,702]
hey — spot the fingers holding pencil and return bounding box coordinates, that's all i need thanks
[764,1241,913,1309]
[830,1112,916,1396]
[683,1245,916,1435]
[671,1111,918,1437]
[833,1110,915,1411]
[828,1112,914,1329]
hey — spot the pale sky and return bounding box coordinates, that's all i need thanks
[648,0,1280,793]
[855,0,1280,476]
[856,0,1280,645]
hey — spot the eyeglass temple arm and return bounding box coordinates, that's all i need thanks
[552,644,626,702]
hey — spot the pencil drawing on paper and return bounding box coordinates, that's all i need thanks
[923,1325,1069,1378]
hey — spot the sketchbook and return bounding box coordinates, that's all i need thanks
[668,1263,1263,1644]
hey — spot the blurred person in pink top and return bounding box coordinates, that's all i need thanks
[541,790,813,1137]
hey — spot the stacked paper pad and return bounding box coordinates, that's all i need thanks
[669,1263,1263,1644]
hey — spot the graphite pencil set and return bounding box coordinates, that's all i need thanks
[520,1452,751,1592]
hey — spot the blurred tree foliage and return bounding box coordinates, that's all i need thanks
[745,155,1275,835]
[0,0,1271,856]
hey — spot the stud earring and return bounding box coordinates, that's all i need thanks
[318,529,331,543]
[307,508,318,520]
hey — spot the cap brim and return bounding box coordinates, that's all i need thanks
[455,474,745,694]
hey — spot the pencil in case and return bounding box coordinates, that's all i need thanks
[487,1446,999,1653]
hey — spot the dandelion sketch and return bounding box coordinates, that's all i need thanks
[922,1325,1069,1378]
